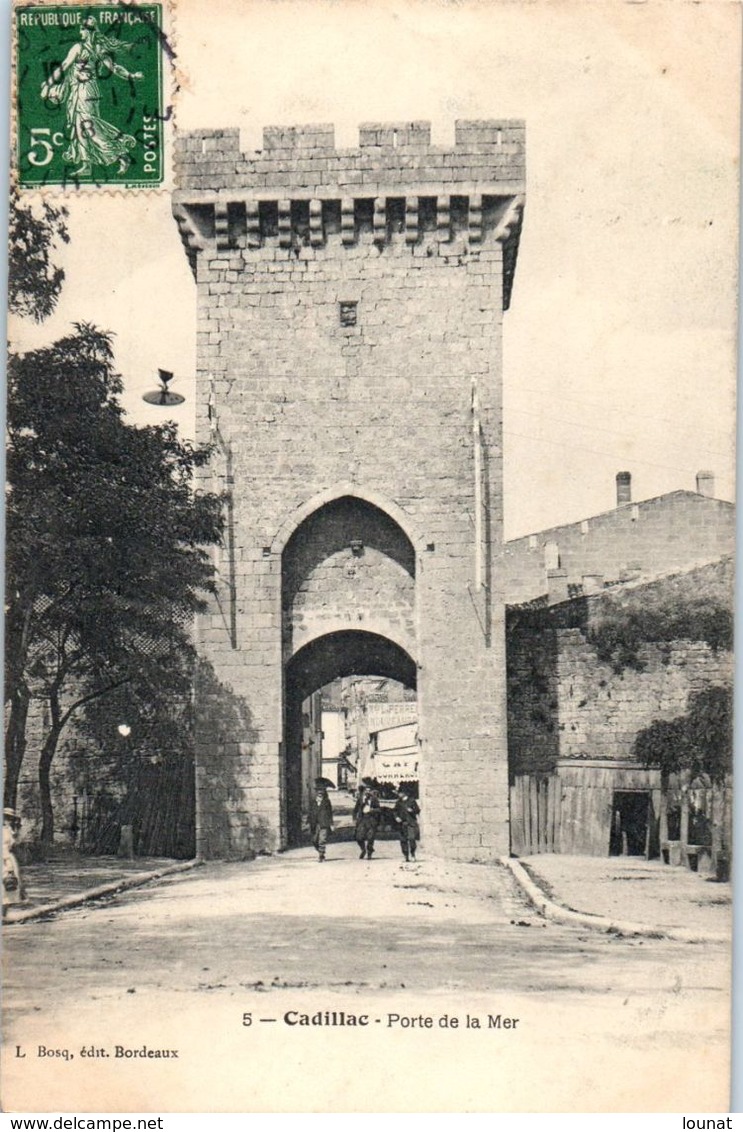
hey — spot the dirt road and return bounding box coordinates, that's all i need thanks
[3,844,730,1112]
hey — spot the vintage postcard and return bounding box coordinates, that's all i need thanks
[3,0,738,1115]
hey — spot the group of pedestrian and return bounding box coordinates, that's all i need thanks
[353,784,421,862]
[307,779,421,864]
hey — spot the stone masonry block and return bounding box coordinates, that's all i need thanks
[263,125,335,150]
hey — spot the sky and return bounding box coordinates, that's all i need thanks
[8,0,740,539]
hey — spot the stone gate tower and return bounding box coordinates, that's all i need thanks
[173,120,525,861]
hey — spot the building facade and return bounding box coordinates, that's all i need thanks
[505,471,735,606]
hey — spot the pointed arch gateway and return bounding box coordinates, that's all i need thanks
[272,482,426,559]
[280,494,419,845]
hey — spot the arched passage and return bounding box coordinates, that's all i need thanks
[280,495,418,846]
[283,630,417,845]
[281,495,416,662]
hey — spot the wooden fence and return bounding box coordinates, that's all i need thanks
[509,773,561,855]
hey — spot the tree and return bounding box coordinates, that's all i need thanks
[68,664,198,857]
[634,683,733,783]
[633,716,691,781]
[5,188,69,816]
[685,685,733,784]
[634,684,733,867]
[5,323,224,841]
[587,593,733,674]
[8,187,69,322]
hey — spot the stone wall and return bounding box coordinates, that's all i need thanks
[505,627,561,776]
[174,121,526,860]
[508,558,734,776]
[174,120,525,198]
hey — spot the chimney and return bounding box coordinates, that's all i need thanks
[616,471,632,505]
[547,568,569,604]
[696,470,715,498]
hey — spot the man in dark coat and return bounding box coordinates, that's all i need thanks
[307,783,333,862]
[353,787,381,860]
[393,787,420,862]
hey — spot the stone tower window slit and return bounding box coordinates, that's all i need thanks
[323,199,341,236]
[356,199,374,235]
[339,301,358,327]
[418,197,437,232]
[471,378,484,593]
[291,200,311,247]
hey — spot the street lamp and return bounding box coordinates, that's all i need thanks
[143,369,186,407]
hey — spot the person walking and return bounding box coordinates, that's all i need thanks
[3,808,26,913]
[354,786,381,860]
[394,787,421,862]
[307,781,334,862]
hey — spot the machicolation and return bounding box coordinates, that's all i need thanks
[174,120,525,307]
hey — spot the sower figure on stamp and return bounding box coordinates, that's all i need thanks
[354,786,381,860]
[394,787,421,862]
[40,15,143,178]
[307,781,334,863]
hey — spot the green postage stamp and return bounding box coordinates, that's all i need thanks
[16,4,164,188]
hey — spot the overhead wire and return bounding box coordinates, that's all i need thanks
[503,429,731,478]
[506,383,732,445]
[507,406,732,461]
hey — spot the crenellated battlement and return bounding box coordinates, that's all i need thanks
[174,119,525,196]
[173,120,525,308]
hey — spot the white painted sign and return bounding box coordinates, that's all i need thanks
[366,702,417,732]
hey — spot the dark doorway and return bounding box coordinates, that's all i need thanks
[284,630,417,847]
[609,791,652,857]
